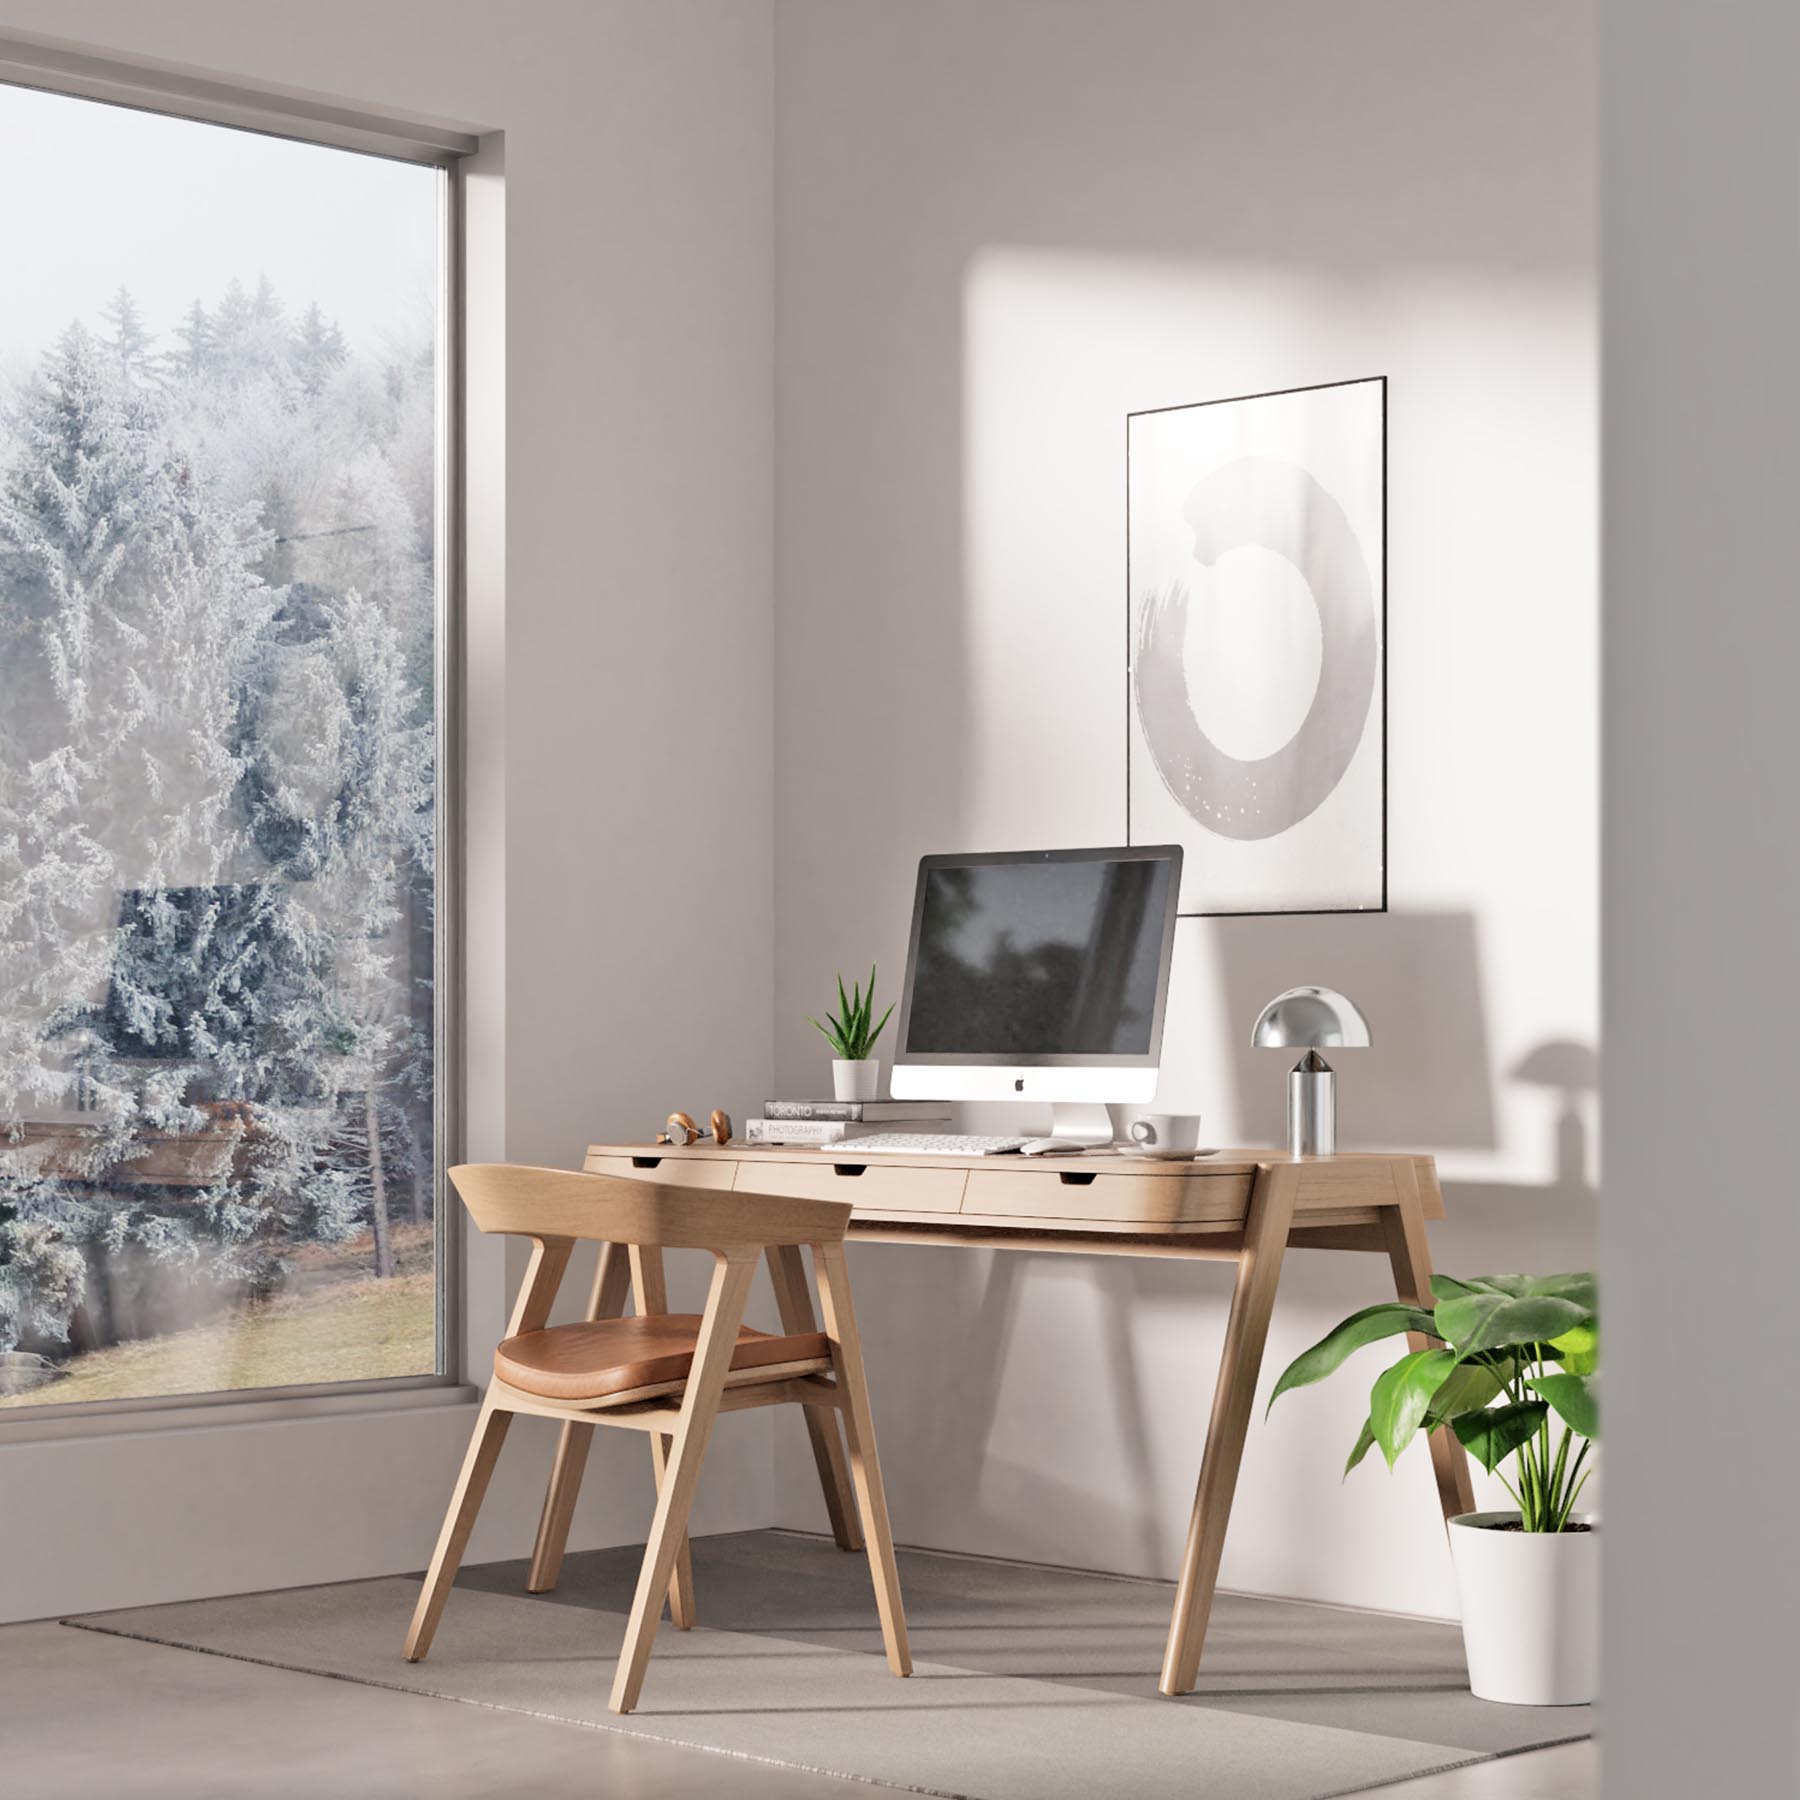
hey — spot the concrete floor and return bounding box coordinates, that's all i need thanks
[0,1617,1596,1800]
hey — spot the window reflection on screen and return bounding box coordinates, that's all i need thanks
[904,858,1172,1056]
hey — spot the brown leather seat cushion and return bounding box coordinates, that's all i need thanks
[494,1314,830,1403]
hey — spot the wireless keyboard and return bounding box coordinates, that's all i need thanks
[823,1133,1030,1156]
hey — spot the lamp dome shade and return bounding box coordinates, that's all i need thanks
[1251,986,1371,1050]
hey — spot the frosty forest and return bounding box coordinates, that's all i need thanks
[0,273,439,1404]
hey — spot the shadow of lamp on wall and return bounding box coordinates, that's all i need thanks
[1510,1039,1598,1191]
[1251,985,1370,1156]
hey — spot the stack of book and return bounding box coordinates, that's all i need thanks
[744,1099,952,1146]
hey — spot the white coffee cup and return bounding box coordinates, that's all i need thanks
[1129,1112,1202,1154]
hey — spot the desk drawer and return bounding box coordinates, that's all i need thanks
[962,1168,1248,1228]
[584,1153,737,1190]
[733,1157,967,1217]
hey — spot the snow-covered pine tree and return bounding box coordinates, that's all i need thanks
[293,302,348,399]
[238,583,432,1277]
[101,287,156,387]
[2,276,438,1357]
[170,299,214,380]
[0,321,287,1345]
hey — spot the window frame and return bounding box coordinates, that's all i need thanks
[0,45,473,1434]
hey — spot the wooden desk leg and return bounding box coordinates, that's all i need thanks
[1159,1162,1299,1697]
[766,1243,864,1552]
[1384,1162,1477,1524]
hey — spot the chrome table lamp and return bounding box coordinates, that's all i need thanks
[1251,986,1370,1157]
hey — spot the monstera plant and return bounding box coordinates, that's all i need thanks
[1270,1272,1599,1706]
[1271,1272,1597,1528]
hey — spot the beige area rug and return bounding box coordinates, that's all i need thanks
[70,1529,1591,1800]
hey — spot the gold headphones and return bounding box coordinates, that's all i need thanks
[656,1109,732,1148]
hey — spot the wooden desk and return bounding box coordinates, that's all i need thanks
[573,1141,1475,1696]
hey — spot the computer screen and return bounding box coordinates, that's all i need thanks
[895,847,1181,1064]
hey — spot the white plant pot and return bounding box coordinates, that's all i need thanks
[1448,1510,1599,1706]
[832,1058,879,1102]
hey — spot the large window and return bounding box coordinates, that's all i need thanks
[0,81,449,1410]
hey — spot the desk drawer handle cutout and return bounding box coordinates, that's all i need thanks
[1058,1170,1098,1186]
[631,1156,662,1169]
[832,1163,867,1178]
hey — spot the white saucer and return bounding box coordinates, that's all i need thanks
[1118,1147,1217,1161]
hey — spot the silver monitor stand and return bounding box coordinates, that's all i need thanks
[1044,1100,1116,1149]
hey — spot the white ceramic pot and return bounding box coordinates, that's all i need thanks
[1448,1510,1598,1706]
[832,1058,879,1102]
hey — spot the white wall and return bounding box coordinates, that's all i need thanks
[0,0,1607,1636]
[774,0,1596,1617]
[1601,3,1800,1793]
[0,0,778,1621]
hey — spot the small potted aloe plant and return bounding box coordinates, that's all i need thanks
[809,967,896,1102]
[1270,1272,1598,1706]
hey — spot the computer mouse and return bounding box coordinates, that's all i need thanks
[1018,1138,1073,1156]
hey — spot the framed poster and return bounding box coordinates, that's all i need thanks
[1126,376,1385,916]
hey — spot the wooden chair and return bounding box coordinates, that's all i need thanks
[403,1162,911,1714]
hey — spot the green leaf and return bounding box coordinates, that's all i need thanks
[1453,1400,1549,1474]
[1370,1348,1458,1468]
[1430,1274,1487,1302]
[1422,1359,1508,1429]
[1430,1272,1596,1310]
[1433,1291,1592,1357]
[867,1000,895,1051]
[1462,1274,1536,1298]
[1266,1303,1439,1414]
[1345,1418,1377,1477]
[1527,1372,1599,1439]
[1547,1321,1598,1376]
[1526,1272,1597,1311]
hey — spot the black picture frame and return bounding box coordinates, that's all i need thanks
[1125,375,1388,919]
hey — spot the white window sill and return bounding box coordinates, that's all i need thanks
[0,1378,479,1447]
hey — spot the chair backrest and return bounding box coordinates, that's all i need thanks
[448,1162,851,1251]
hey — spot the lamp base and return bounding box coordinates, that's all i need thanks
[1288,1054,1336,1156]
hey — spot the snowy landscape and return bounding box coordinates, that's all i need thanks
[0,89,441,1405]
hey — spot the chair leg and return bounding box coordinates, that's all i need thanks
[814,1240,912,1678]
[527,1421,594,1594]
[609,1252,755,1715]
[529,1242,632,1594]
[648,1430,698,1628]
[405,1394,513,1661]
[629,1245,698,1627]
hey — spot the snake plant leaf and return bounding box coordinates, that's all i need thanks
[1547,1321,1598,1376]
[1527,1372,1599,1439]
[1267,1303,1439,1415]
[1433,1290,1592,1357]
[1345,1418,1378,1477]
[1422,1359,1508,1429]
[1370,1347,1459,1468]
[1453,1400,1549,1473]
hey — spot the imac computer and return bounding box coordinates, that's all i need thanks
[887,844,1183,1150]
